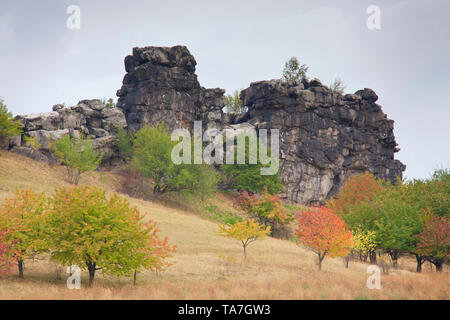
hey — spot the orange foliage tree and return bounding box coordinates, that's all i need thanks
[0,189,48,278]
[234,188,293,238]
[328,172,382,217]
[295,207,353,270]
[0,230,18,275]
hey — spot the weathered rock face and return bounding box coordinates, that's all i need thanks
[8,100,126,166]
[116,46,225,132]
[237,78,406,204]
[4,45,405,205]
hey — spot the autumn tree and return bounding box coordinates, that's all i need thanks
[0,230,18,275]
[295,207,353,271]
[328,172,382,217]
[415,212,449,272]
[347,228,377,267]
[328,172,382,263]
[234,189,293,238]
[53,134,103,185]
[0,189,48,278]
[45,186,176,286]
[217,219,270,259]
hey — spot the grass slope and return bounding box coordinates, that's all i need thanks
[0,151,448,299]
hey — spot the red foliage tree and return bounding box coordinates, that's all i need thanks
[0,230,18,275]
[416,212,449,272]
[295,207,353,270]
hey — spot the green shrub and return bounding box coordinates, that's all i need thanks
[53,134,103,185]
[130,123,218,198]
[0,99,23,146]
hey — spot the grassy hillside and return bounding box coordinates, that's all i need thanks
[0,151,447,299]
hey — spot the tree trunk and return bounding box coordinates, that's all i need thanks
[18,259,24,279]
[133,270,137,286]
[414,254,424,273]
[243,245,247,260]
[344,254,350,268]
[435,260,443,272]
[388,250,399,269]
[369,251,377,264]
[87,261,96,287]
[318,253,326,271]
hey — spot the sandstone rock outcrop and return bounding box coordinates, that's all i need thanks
[8,99,126,165]
[236,78,405,204]
[4,45,405,205]
[116,45,225,132]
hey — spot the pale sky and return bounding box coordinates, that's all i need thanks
[0,0,449,180]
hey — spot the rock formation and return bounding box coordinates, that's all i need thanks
[237,79,406,204]
[3,45,406,205]
[116,45,225,132]
[7,99,126,165]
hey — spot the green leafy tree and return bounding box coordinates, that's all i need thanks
[282,57,309,82]
[54,134,103,185]
[117,127,135,162]
[131,123,218,197]
[45,186,176,286]
[102,98,116,108]
[406,168,450,218]
[225,90,246,113]
[0,99,23,149]
[221,136,283,195]
[347,182,423,269]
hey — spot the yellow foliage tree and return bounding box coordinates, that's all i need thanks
[0,189,48,278]
[217,219,270,259]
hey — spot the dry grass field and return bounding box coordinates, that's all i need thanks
[0,151,448,299]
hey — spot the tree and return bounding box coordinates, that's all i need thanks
[0,230,18,275]
[0,189,48,278]
[102,98,116,108]
[349,228,376,266]
[221,136,283,195]
[45,186,176,286]
[0,99,23,148]
[131,123,218,197]
[295,207,353,271]
[53,134,103,185]
[328,172,382,217]
[330,78,346,94]
[406,168,449,218]
[282,57,308,82]
[234,189,293,238]
[217,219,270,259]
[225,90,246,113]
[117,127,135,162]
[415,211,449,272]
[328,172,382,263]
[347,181,423,269]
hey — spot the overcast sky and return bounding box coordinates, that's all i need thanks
[0,0,449,180]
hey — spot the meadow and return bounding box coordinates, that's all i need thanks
[0,151,448,299]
